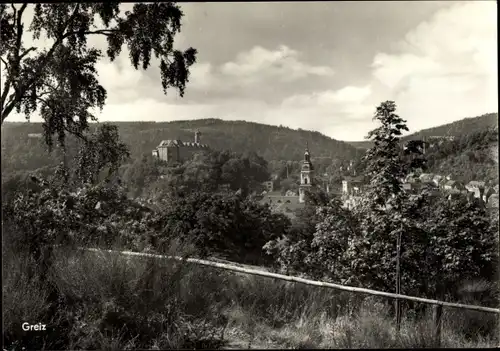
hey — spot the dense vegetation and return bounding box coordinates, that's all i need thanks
[348,112,498,150]
[405,113,498,140]
[2,2,498,348]
[1,119,364,179]
[347,113,498,185]
[424,128,498,184]
[4,101,498,349]
[265,102,498,315]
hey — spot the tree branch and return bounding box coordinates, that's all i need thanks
[0,71,13,114]
[10,3,17,22]
[0,5,26,117]
[19,46,37,60]
[2,4,80,123]
[35,96,89,144]
[1,3,27,121]
[64,28,120,38]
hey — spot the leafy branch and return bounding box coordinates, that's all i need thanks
[1,3,197,151]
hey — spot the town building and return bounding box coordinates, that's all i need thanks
[340,175,367,210]
[262,180,274,192]
[402,182,420,192]
[483,186,496,204]
[27,133,43,138]
[432,175,444,187]
[299,143,314,203]
[444,180,466,192]
[465,181,486,200]
[152,130,209,164]
[259,144,316,217]
[419,173,435,184]
[487,194,499,209]
[342,176,365,196]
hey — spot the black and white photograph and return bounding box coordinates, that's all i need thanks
[1,1,498,349]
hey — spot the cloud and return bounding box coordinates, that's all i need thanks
[187,45,334,94]
[4,2,497,143]
[91,99,216,123]
[95,53,144,103]
[281,85,374,118]
[286,85,372,106]
[371,1,497,131]
[220,45,334,82]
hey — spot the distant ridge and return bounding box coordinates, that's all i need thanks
[346,112,498,150]
[1,118,365,175]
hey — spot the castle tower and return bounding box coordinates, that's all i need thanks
[299,142,314,203]
[194,130,201,144]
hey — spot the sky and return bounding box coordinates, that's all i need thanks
[4,1,498,141]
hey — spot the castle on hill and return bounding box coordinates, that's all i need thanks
[152,130,209,164]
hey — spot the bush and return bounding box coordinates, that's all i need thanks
[150,191,290,264]
[3,244,229,350]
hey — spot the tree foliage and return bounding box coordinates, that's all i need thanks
[1,119,363,178]
[267,101,498,305]
[149,191,290,264]
[362,101,424,210]
[74,123,130,185]
[119,149,271,200]
[423,128,498,184]
[3,176,152,262]
[0,3,197,150]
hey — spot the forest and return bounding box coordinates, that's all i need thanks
[1,119,364,179]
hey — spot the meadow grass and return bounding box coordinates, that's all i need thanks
[3,244,498,349]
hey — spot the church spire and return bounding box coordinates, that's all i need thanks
[299,141,314,203]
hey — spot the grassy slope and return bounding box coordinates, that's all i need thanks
[4,243,497,349]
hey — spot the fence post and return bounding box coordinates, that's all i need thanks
[432,304,443,347]
[395,230,402,332]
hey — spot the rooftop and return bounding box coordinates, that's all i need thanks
[259,192,305,218]
[27,133,43,138]
[467,180,486,188]
[157,139,209,148]
[343,176,364,183]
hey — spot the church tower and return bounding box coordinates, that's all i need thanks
[299,142,314,203]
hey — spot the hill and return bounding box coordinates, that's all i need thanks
[423,127,498,184]
[347,113,498,150]
[1,119,364,177]
[403,112,498,141]
[345,140,375,149]
[346,112,498,184]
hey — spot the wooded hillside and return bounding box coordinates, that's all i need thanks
[1,119,364,176]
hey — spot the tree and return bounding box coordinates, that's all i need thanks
[1,3,197,150]
[421,196,497,299]
[150,191,290,264]
[121,154,164,198]
[74,123,130,185]
[362,101,423,210]
[279,178,298,195]
[155,149,271,197]
[336,102,427,295]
